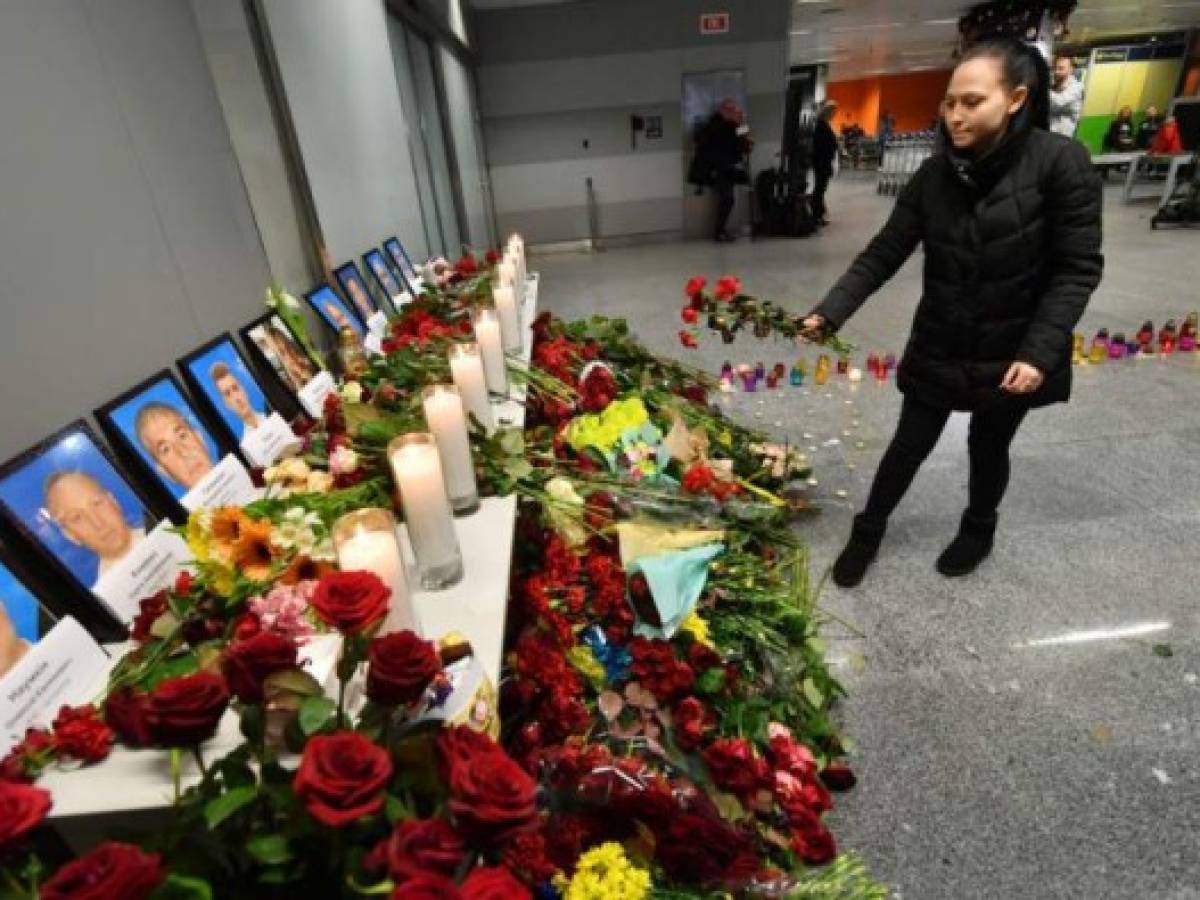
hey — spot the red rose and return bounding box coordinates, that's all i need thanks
[485,249,500,265]
[656,813,759,889]
[1,727,55,782]
[52,704,113,764]
[768,734,817,780]
[437,725,502,782]
[222,632,299,704]
[684,276,707,298]
[146,672,230,747]
[129,590,168,643]
[704,737,770,803]
[461,866,531,900]
[455,253,479,276]
[41,842,166,900]
[104,688,153,747]
[0,780,51,849]
[790,821,837,865]
[681,306,699,325]
[448,750,539,847]
[714,275,742,301]
[294,731,392,827]
[312,571,390,634]
[686,641,722,675]
[678,330,698,349]
[367,631,441,707]
[389,873,461,899]
[820,762,857,792]
[174,570,194,595]
[366,818,466,880]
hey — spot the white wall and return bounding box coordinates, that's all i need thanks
[0,0,271,459]
[260,0,431,264]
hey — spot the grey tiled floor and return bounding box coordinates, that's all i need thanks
[535,173,1200,898]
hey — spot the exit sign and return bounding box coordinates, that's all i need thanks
[700,12,729,34]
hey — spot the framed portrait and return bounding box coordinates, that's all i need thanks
[303,284,366,339]
[96,371,252,518]
[362,248,406,308]
[0,422,162,637]
[0,547,59,679]
[179,335,275,448]
[239,313,332,419]
[383,236,421,294]
[333,261,380,325]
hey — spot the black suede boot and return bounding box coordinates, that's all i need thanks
[936,511,996,577]
[831,515,886,588]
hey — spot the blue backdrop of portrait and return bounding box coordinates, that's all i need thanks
[107,379,222,501]
[384,238,418,289]
[185,340,270,444]
[306,285,365,337]
[0,561,47,643]
[0,429,149,588]
[365,249,403,298]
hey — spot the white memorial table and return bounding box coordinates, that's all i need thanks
[42,276,540,842]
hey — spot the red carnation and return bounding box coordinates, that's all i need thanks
[681,463,715,495]
[503,832,558,884]
[0,780,51,850]
[365,818,466,881]
[146,672,230,747]
[294,731,392,828]
[684,276,707,298]
[578,365,618,413]
[672,696,714,752]
[366,630,441,707]
[41,842,165,900]
[448,749,539,847]
[312,571,391,635]
[768,733,817,780]
[629,638,694,703]
[51,704,113,764]
[714,275,742,301]
[221,631,298,704]
[704,737,770,804]
[681,306,699,325]
[678,330,698,349]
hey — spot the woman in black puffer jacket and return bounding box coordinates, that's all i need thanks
[803,38,1104,587]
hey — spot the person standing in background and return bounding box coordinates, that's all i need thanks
[693,99,753,243]
[811,102,839,227]
[1048,54,1083,138]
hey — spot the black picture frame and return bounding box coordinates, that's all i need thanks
[94,370,240,523]
[383,236,421,295]
[303,283,367,339]
[362,248,406,312]
[0,538,70,674]
[333,260,380,325]
[237,313,318,421]
[177,333,282,456]
[0,421,159,642]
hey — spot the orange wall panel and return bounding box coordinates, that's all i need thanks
[828,69,952,135]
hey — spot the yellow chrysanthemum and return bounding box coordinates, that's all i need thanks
[679,610,714,648]
[555,842,651,900]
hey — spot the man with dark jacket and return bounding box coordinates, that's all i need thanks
[812,102,839,226]
[693,99,752,242]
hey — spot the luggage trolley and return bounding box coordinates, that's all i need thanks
[877,132,936,196]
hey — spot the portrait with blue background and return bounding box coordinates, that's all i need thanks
[184,339,271,445]
[305,285,365,337]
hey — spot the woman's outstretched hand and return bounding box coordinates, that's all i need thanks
[1000,361,1044,394]
[796,314,827,344]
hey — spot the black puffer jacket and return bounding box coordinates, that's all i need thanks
[815,126,1103,411]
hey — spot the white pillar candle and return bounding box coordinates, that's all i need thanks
[421,384,479,513]
[388,434,463,589]
[492,284,521,353]
[448,342,495,433]
[473,308,508,396]
[332,510,418,634]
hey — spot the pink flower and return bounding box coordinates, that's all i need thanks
[328,447,359,476]
[248,581,318,639]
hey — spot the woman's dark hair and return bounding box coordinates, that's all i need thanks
[958,38,1051,132]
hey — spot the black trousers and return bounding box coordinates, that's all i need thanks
[859,396,1029,530]
[811,167,832,221]
[713,173,735,237]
